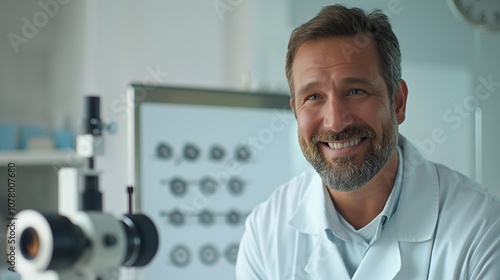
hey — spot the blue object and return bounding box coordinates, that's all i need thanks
[54,128,75,149]
[0,123,17,150]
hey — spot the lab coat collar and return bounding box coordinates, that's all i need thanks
[288,134,439,243]
[395,135,439,242]
[288,170,332,235]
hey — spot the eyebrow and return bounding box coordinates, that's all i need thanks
[296,77,376,96]
[341,77,376,88]
[296,81,321,97]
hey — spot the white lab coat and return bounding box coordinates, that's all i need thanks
[236,135,500,280]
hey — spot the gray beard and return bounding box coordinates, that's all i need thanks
[314,141,395,192]
[300,114,398,192]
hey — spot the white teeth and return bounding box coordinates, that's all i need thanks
[327,138,362,150]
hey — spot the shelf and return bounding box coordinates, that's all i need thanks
[0,150,83,166]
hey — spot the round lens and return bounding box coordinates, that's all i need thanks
[20,227,40,259]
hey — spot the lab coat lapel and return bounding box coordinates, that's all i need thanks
[303,232,351,280]
[290,173,351,279]
[352,220,401,280]
[289,172,329,234]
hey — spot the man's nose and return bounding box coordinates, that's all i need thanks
[322,98,353,132]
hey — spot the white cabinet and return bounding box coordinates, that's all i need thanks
[0,150,83,212]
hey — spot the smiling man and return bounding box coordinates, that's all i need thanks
[236,5,500,280]
[292,33,405,231]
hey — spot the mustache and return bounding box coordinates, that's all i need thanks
[311,125,376,144]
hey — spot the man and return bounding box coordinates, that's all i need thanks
[236,5,500,280]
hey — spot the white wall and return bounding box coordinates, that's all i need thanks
[79,0,240,214]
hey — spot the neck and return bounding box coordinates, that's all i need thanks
[327,150,399,229]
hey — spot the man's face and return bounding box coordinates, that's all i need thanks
[290,36,406,192]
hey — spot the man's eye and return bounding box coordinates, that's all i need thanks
[349,89,366,96]
[307,94,320,100]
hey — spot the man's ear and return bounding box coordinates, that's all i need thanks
[394,79,408,125]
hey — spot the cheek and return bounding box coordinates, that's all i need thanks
[296,110,317,140]
[357,103,390,131]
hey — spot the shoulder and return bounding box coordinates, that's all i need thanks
[400,135,500,216]
[430,163,500,277]
[434,162,500,212]
[431,163,500,247]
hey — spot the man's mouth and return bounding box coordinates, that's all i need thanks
[326,137,365,150]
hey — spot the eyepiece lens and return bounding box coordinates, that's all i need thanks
[21,227,40,259]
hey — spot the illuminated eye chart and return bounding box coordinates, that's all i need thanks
[130,86,309,280]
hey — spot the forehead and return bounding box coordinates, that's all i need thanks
[292,36,382,89]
